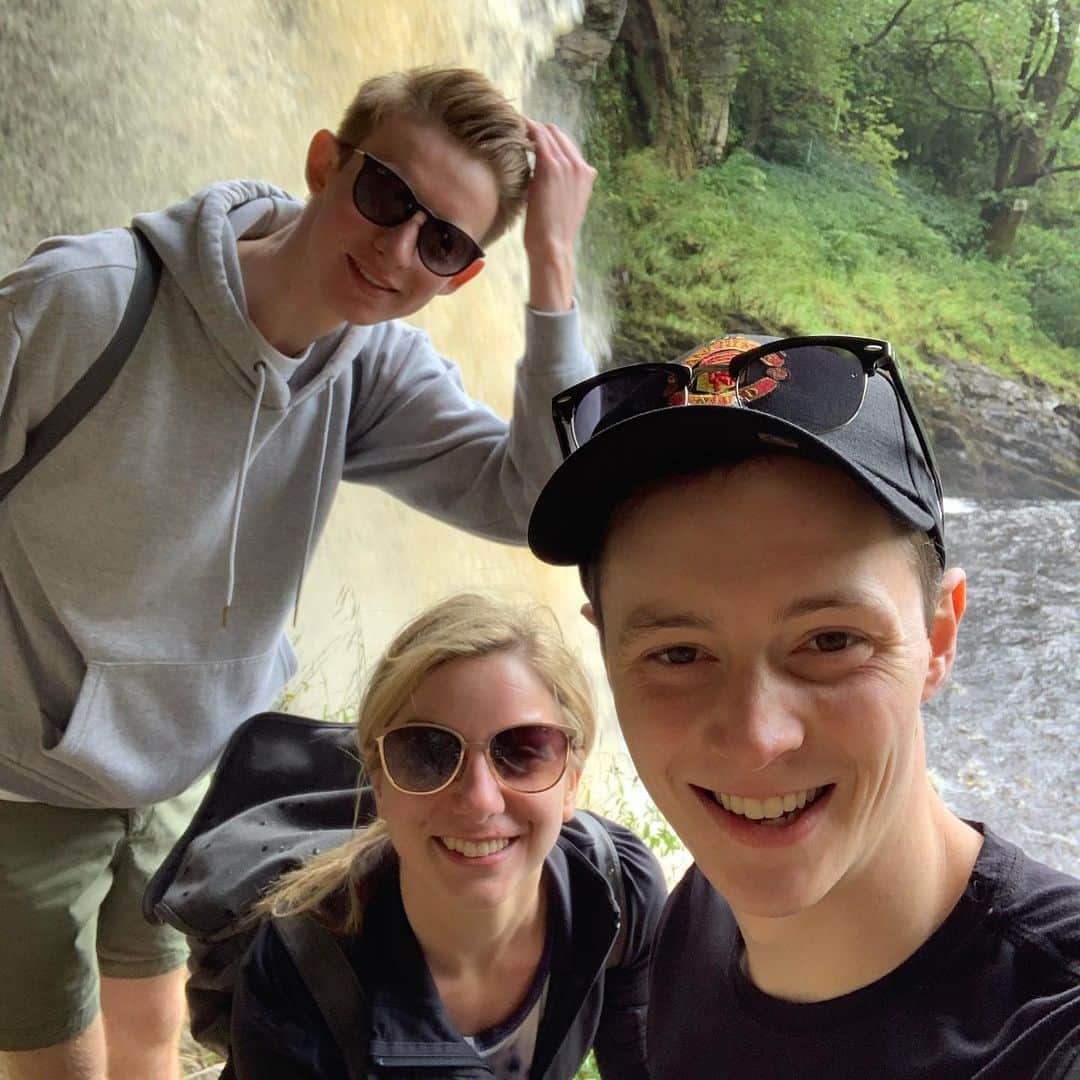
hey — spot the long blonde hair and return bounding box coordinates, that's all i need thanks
[256,593,596,934]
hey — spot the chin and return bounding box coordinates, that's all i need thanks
[696,856,837,921]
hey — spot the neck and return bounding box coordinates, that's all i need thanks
[400,866,547,980]
[737,787,983,1002]
[237,214,342,356]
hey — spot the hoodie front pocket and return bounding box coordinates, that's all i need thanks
[43,637,299,806]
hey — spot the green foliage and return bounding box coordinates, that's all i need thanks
[591,754,687,869]
[1014,223,1080,348]
[583,147,1079,397]
[582,0,1080,261]
[575,1051,601,1079]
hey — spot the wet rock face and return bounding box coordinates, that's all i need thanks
[912,360,1080,500]
[553,0,628,79]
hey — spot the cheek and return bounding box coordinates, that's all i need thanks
[560,771,581,823]
[612,679,701,760]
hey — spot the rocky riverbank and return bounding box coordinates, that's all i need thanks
[913,360,1080,500]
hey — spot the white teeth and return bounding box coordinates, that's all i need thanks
[350,258,394,291]
[440,837,510,858]
[361,269,392,290]
[712,786,824,822]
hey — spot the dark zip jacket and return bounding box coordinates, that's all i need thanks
[227,814,666,1079]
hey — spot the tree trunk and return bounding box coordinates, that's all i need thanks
[981,199,1029,262]
[983,0,1080,258]
[683,1,745,165]
[618,0,695,173]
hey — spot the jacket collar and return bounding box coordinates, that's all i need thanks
[356,828,620,1076]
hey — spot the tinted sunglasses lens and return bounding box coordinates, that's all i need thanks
[417,219,477,276]
[381,726,461,793]
[573,368,687,447]
[353,158,414,226]
[489,726,570,792]
[735,345,866,433]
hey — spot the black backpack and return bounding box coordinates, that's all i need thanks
[143,712,628,1065]
[0,229,161,500]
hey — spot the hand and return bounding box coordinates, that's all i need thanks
[523,119,597,312]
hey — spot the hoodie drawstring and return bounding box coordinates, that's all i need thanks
[293,379,333,625]
[222,361,267,627]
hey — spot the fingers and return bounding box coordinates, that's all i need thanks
[520,119,598,311]
[526,118,595,176]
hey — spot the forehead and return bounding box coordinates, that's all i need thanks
[397,652,559,734]
[358,113,499,238]
[597,457,919,622]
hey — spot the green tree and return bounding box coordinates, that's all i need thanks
[867,0,1080,258]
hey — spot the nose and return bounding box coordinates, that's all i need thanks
[372,210,425,269]
[701,664,805,772]
[449,747,506,815]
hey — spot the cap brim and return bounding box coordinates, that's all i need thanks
[528,404,938,566]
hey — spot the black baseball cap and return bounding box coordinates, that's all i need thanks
[528,333,945,567]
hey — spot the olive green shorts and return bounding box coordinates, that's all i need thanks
[0,779,208,1051]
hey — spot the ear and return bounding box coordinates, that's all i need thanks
[921,567,966,703]
[305,129,341,196]
[440,258,485,295]
[580,601,608,666]
[561,765,582,823]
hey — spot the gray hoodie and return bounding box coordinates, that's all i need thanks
[0,180,593,808]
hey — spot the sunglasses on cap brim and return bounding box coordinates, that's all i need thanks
[552,334,943,507]
[342,146,485,277]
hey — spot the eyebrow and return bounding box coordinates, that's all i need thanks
[774,590,891,623]
[615,591,891,647]
[616,607,716,648]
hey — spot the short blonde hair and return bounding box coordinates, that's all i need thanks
[257,593,595,934]
[337,67,531,246]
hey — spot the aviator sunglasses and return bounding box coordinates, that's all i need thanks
[552,334,943,505]
[342,146,485,277]
[375,722,576,796]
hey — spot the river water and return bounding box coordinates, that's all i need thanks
[924,498,1079,877]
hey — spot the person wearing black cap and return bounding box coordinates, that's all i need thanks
[528,334,1080,1079]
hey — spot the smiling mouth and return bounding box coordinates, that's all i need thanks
[704,785,835,827]
[347,255,397,292]
[439,836,512,858]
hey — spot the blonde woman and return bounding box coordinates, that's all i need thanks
[226,594,666,1079]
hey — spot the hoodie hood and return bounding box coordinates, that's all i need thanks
[134,180,313,410]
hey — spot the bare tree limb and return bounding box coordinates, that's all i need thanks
[918,35,998,119]
[853,0,917,53]
[1018,0,1051,96]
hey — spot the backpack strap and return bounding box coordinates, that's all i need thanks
[578,810,629,970]
[0,227,161,501]
[275,913,369,1080]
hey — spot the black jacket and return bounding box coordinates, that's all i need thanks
[227,813,667,1079]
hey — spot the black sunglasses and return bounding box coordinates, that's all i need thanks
[552,334,943,505]
[376,722,576,796]
[341,147,484,277]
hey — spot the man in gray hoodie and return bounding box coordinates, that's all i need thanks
[0,67,596,1079]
